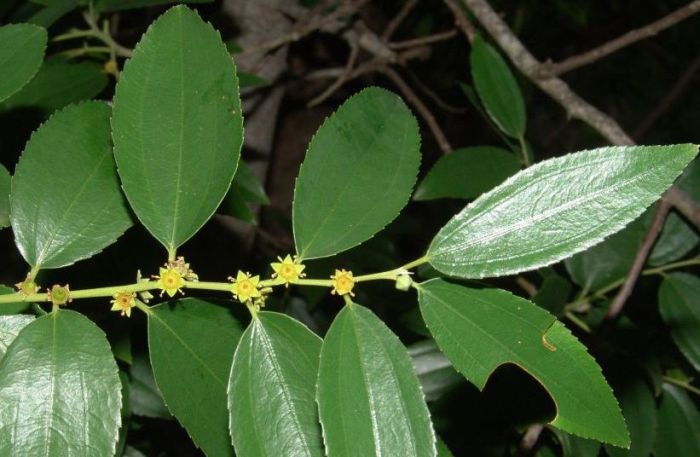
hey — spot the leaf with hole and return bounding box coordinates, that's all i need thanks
[417,279,629,446]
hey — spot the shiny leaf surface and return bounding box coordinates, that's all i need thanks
[229,312,323,457]
[11,101,132,269]
[148,298,243,456]
[428,145,698,279]
[0,314,33,359]
[317,303,436,457]
[417,279,629,446]
[293,87,421,259]
[112,6,242,252]
[0,310,121,456]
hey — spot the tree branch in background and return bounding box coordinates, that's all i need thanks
[634,53,700,138]
[382,0,418,40]
[307,42,359,107]
[380,66,454,154]
[539,0,700,78]
[390,29,457,50]
[606,199,671,320]
[665,186,700,229]
[443,0,475,42]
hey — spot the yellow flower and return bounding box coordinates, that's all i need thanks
[271,255,306,285]
[48,284,71,306]
[155,267,185,297]
[167,256,198,281]
[111,292,136,317]
[229,271,261,303]
[331,269,355,297]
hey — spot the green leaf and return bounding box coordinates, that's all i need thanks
[658,273,700,370]
[436,436,454,457]
[0,23,46,102]
[129,353,170,419]
[0,59,108,115]
[413,146,521,201]
[565,213,648,291]
[11,101,132,269]
[408,339,462,402]
[220,160,269,224]
[0,164,10,228]
[555,431,600,457]
[606,378,657,457]
[26,0,77,28]
[428,145,698,279]
[228,312,323,457]
[0,285,30,315]
[317,303,436,456]
[238,71,270,88]
[0,314,33,359]
[654,384,700,457]
[148,298,243,457]
[470,35,526,138]
[95,0,212,13]
[649,212,699,266]
[417,279,629,446]
[0,310,121,456]
[112,5,243,253]
[293,87,421,259]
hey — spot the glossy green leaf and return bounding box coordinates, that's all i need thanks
[229,312,323,457]
[317,303,436,457]
[417,279,629,446]
[0,59,108,114]
[0,164,9,228]
[649,212,699,266]
[606,378,657,457]
[293,87,421,259]
[0,314,33,359]
[148,298,243,457]
[11,101,132,269]
[565,213,648,291]
[414,146,521,201]
[112,6,243,253]
[428,145,698,279]
[658,273,700,370]
[129,353,170,419]
[654,384,700,457]
[0,310,121,456]
[0,23,46,102]
[408,339,462,402]
[470,35,525,138]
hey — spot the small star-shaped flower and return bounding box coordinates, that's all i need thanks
[331,269,355,297]
[48,284,71,306]
[270,255,306,285]
[111,292,136,317]
[155,267,185,297]
[229,271,261,303]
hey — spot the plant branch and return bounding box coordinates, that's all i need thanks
[389,29,457,50]
[539,1,700,77]
[664,186,700,230]
[382,0,418,40]
[443,0,475,42]
[605,199,672,320]
[307,41,360,107]
[380,66,453,153]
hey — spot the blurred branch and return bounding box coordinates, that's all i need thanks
[664,186,700,230]
[307,42,359,107]
[390,29,457,50]
[634,53,700,138]
[382,0,418,40]
[517,424,544,457]
[539,1,700,78]
[443,0,475,42]
[606,199,671,320]
[380,66,453,154]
